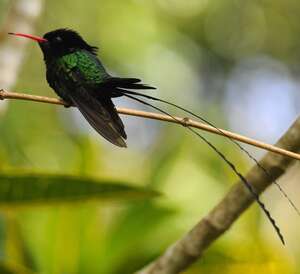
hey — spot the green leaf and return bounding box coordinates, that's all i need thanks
[0,174,159,206]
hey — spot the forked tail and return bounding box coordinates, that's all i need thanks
[119,89,300,217]
[119,90,286,245]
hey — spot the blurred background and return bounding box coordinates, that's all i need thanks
[0,0,300,273]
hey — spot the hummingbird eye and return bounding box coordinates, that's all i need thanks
[55,36,62,43]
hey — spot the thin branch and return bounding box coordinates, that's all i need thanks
[136,114,300,274]
[1,89,300,161]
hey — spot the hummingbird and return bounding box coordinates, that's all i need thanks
[9,28,295,244]
[9,28,156,148]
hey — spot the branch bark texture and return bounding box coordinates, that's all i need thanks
[136,116,300,274]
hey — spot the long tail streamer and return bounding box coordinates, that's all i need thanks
[122,92,285,245]
[121,90,300,217]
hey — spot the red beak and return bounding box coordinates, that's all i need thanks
[8,32,47,43]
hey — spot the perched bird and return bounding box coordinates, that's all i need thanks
[9,28,294,244]
[9,28,155,147]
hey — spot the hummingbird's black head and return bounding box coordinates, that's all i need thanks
[40,28,98,59]
[8,28,98,61]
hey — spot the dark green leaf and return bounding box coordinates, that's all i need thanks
[0,174,159,206]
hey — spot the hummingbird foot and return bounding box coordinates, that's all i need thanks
[59,99,72,108]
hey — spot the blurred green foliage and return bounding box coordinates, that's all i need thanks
[0,0,299,273]
[0,174,158,206]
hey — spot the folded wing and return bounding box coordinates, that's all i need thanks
[69,87,127,147]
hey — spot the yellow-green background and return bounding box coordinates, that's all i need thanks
[0,0,299,273]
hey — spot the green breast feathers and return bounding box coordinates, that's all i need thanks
[54,50,109,87]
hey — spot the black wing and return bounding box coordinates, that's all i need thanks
[47,66,127,148]
[70,88,127,147]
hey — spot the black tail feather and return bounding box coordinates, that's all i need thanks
[102,77,156,90]
[118,89,300,217]
[120,92,285,245]
[119,83,156,90]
